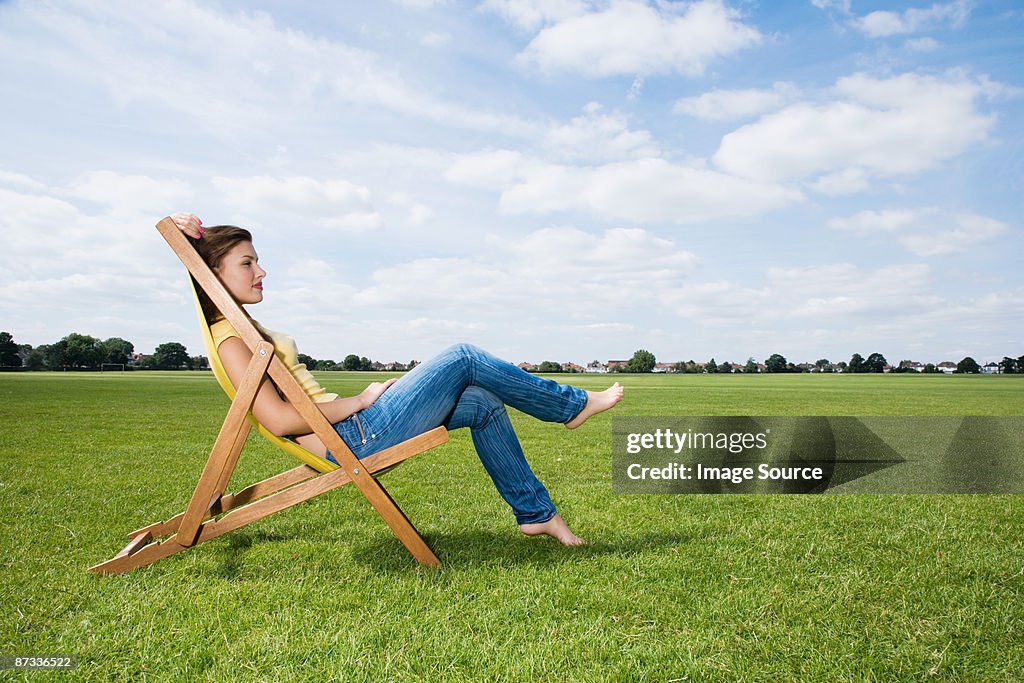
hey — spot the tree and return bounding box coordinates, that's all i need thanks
[343,354,362,371]
[100,337,134,365]
[865,352,888,373]
[153,342,190,370]
[743,357,759,373]
[318,359,339,371]
[719,360,732,374]
[25,347,45,371]
[836,360,848,373]
[359,356,372,371]
[0,332,22,367]
[537,360,562,373]
[956,356,981,374]
[706,358,718,374]
[815,358,831,373]
[765,353,788,373]
[848,353,865,373]
[625,349,656,373]
[52,333,104,369]
[923,363,938,374]
[297,353,318,370]
[999,356,1018,374]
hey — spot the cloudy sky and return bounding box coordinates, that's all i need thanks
[1,0,1021,367]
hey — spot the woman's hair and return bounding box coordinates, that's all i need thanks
[188,225,253,323]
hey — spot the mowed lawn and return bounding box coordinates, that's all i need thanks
[1,371,1022,681]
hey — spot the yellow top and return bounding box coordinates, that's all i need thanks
[209,318,339,404]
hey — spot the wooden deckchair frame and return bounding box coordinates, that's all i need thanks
[89,217,447,574]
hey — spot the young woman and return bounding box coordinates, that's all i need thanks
[170,212,623,546]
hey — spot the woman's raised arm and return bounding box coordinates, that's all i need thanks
[169,211,204,238]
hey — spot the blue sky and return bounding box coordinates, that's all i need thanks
[1,0,1021,367]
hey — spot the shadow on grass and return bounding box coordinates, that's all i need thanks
[349,529,695,573]
[211,528,290,580]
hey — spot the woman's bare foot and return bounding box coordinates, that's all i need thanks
[519,514,587,546]
[565,382,624,429]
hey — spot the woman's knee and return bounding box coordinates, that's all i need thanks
[445,341,483,358]
[459,386,505,427]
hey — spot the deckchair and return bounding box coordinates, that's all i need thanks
[89,217,447,574]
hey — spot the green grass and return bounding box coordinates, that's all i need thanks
[1,371,1022,681]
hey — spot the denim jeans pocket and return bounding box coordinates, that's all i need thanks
[332,414,374,460]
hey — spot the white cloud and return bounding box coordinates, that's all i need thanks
[673,82,798,121]
[854,0,972,38]
[0,176,195,348]
[810,0,851,12]
[445,149,533,189]
[665,262,935,326]
[480,0,589,32]
[828,208,1009,256]
[543,102,660,161]
[420,31,452,47]
[65,170,193,215]
[448,149,801,222]
[713,71,998,185]
[393,0,451,7]
[516,0,762,77]
[353,225,698,315]
[0,170,47,192]
[807,167,870,195]
[5,1,534,138]
[212,175,383,233]
[898,213,1008,256]
[905,36,941,52]
[828,208,927,233]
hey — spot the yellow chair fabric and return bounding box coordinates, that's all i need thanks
[190,278,338,474]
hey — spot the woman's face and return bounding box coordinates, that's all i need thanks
[213,241,266,305]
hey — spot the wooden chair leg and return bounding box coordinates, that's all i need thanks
[89,427,448,575]
[175,342,272,547]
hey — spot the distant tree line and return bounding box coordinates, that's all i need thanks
[296,353,419,372]
[0,331,206,371]
[593,348,1023,375]
[0,331,419,372]
[2,331,1019,376]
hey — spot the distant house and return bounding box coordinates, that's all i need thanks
[561,362,585,373]
[586,360,607,373]
[983,362,1000,374]
[517,361,537,372]
[653,362,673,373]
[606,360,629,371]
[937,361,957,374]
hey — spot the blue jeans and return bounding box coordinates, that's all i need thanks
[326,343,588,524]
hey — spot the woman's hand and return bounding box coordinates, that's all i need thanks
[359,378,398,410]
[170,211,204,239]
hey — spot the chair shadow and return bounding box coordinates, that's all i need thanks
[211,528,289,580]
[348,529,696,574]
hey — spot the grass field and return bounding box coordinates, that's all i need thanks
[1,371,1022,681]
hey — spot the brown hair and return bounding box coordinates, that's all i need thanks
[188,225,253,323]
